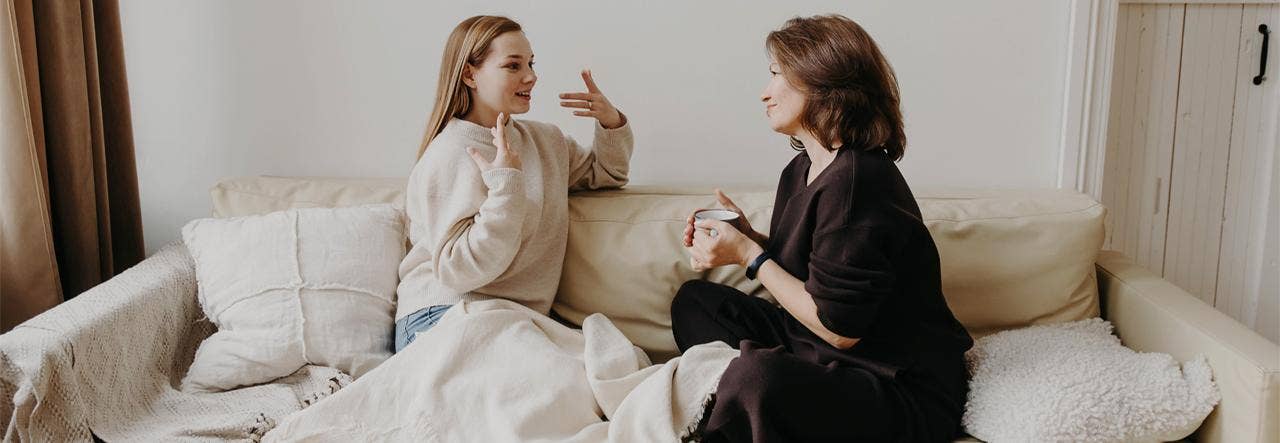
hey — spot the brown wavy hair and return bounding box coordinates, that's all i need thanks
[418,16,522,158]
[766,14,906,161]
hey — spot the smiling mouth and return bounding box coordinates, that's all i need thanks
[516,91,531,99]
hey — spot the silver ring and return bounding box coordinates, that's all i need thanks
[709,229,719,238]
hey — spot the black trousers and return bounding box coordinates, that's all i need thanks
[671,280,967,443]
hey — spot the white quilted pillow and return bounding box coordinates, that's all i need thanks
[963,318,1220,442]
[180,204,404,392]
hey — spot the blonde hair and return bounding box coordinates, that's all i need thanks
[418,16,523,158]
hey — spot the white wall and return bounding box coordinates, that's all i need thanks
[119,0,1072,253]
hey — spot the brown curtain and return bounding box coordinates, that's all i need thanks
[1,0,144,332]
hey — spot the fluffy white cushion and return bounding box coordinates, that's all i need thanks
[963,318,1220,442]
[180,204,404,392]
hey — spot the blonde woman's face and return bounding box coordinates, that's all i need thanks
[466,31,537,115]
[760,63,805,136]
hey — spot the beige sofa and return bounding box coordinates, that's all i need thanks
[3,176,1277,442]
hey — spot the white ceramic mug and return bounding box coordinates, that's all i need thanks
[693,209,744,238]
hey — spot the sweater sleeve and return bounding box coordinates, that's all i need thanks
[805,225,897,339]
[403,145,528,294]
[564,117,634,191]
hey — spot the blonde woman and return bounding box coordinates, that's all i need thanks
[395,15,633,353]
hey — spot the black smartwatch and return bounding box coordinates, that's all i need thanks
[745,251,771,280]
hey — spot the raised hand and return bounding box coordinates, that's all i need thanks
[466,113,522,172]
[559,69,624,129]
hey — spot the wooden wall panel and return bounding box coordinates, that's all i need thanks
[1163,4,1244,304]
[1216,4,1279,332]
[1103,4,1186,272]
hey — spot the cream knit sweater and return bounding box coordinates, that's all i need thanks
[396,117,633,320]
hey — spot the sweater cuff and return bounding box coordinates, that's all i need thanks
[595,111,631,133]
[480,168,525,195]
[593,114,634,151]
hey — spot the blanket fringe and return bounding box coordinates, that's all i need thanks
[301,375,351,407]
[679,392,717,443]
[248,374,353,441]
[248,412,276,442]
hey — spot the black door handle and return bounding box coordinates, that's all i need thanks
[1254,24,1270,85]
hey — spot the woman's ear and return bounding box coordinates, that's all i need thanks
[462,64,478,89]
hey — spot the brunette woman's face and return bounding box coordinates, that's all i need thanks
[760,62,805,136]
[465,31,537,115]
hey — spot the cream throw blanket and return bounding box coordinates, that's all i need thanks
[264,298,737,442]
[1,244,355,442]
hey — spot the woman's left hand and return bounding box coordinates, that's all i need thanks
[560,69,625,129]
[689,219,765,271]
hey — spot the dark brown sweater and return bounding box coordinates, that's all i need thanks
[766,146,973,379]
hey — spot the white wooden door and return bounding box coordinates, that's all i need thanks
[1163,4,1248,304]
[1103,3,1185,274]
[1216,4,1279,332]
[1103,2,1279,339]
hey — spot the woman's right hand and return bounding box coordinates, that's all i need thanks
[683,189,759,248]
[466,113,522,172]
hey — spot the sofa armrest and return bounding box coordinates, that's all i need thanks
[1,243,204,441]
[1097,250,1279,443]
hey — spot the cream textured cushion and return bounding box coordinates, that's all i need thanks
[209,178,1105,361]
[963,318,1220,442]
[180,204,404,392]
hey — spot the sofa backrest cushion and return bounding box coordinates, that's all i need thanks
[211,176,406,218]
[212,177,1105,361]
[554,186,1105,361]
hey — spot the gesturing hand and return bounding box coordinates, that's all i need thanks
[466,113,522,172]
[559,69,625,129]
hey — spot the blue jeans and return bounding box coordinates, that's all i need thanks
[394,305,452,353]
